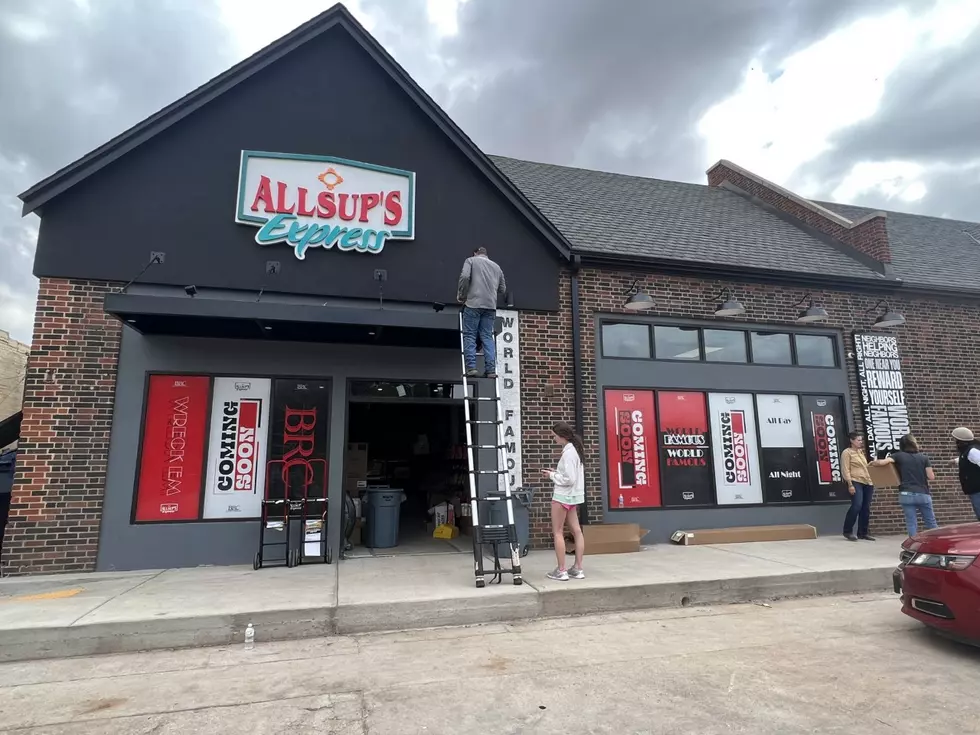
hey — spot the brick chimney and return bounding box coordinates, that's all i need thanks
[707,160,891,264]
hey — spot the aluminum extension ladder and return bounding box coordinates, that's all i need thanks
[459,311,523,587]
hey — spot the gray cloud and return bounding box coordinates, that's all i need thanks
[1,0,978,344]
[0,0,235,343]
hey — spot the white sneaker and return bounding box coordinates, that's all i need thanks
[568,566,585,579]
[546,567,569,581]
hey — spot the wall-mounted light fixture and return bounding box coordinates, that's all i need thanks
[794,293,829,323]
[623,279,655,311]
[869,299,906,329]
[713,287,746,317]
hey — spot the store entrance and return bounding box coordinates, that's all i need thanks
[345,381,470,556]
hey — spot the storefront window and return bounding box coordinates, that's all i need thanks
[654,326,701,360]
[601,323,651,358]
[795,334,836,367]
[703,329,747,363]
[750,331,792,365]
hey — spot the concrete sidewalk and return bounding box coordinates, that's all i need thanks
[0,536,902,663]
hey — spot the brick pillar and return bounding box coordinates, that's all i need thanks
[2,278,122,575]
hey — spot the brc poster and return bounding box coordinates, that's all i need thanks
[267,379,331,503]
[800,395,847,502]
[203,377,272,519]
[134,375,210,522]
[756,394,809,504]
[604,389,661,509]
[708,393,763,505]
[657,391,714,506]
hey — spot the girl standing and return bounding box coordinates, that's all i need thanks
[542,422,586,581]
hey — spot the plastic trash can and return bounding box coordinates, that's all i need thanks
[364,488,404,548]
[487,488,533,557]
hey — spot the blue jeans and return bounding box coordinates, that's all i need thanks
[462,307,496,373]
[899,492,938,537]
[970,493,980,521]
[843,482,874,537]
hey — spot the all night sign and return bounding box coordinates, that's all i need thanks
[235,151,416,259]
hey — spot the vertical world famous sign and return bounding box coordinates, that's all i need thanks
[495,310,523,494]
[708,393,763,505]
[604,389,661,509]
[203,378,272,519]
[854,333,910,458]
[657,392,713,506]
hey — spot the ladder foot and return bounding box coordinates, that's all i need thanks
[475,578,486,589]
[513,576,523,586]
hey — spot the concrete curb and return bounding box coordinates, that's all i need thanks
[0,566,894,663]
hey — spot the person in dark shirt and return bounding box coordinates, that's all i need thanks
[871,434,938,537]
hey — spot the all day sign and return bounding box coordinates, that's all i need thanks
[235,151,416,259]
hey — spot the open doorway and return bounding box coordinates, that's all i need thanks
[345,381,471,556]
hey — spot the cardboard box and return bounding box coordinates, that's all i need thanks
[670,524,816,546]
[581,523,646,555]
[869,463,901,489]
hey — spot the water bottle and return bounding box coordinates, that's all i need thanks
[618,493,624,509]
[244,623,255,651]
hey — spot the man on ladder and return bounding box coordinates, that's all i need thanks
[457,246,507,378]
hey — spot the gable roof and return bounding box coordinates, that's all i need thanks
[816,201,980,295]
[491,156,891,285]
[18,3,572,261]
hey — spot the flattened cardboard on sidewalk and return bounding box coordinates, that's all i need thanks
[670,524,816,546]
[582,523,647,554]
[869,463,901,489]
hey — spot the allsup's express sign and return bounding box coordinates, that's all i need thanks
[235,151,416,259]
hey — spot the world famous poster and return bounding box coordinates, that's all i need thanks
[203,377,272,519]
[755,394,809,503]
[657,391,713,506]
[708,393,763,505]
[604,389,661,509]
[800,395,847,502]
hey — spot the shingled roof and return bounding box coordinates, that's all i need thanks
[491,155,980,294]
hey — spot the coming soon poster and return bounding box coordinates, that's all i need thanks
[604,389,661,509]
[657,391,713,506]
[756,394,809,503]
[708,393,763,505]
[801,395,847,501]
[134,375,210,522]
[203,377,272,519]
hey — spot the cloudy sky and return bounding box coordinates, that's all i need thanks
[2,0,979,344]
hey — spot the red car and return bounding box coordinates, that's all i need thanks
[894,522,980,645]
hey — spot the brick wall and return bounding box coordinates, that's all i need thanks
[519,268,980,546]
[707,162,892,263]
[2,278,122,575]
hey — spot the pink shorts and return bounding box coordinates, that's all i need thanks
[552,501,576,511]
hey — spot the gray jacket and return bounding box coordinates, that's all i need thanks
[457,255,507,310]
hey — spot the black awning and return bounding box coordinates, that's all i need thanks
[0,411,22,448]
[103,291,467,348]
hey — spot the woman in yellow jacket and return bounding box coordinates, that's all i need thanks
[841,431,876,542]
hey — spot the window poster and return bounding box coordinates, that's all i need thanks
[800,395,847,502]
[267,379,330,503]
[708,393,763,505]
[657,391,714,506]
[134,374,211,522]
[604,389,661,509]
[203,377,272,519]
[756,394,809,503]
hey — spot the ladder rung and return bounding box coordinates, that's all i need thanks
[469,444,506,450]
[469,469,509,475]
[475,496,510,502]
[465,396,500,402]
[466,419,503,425]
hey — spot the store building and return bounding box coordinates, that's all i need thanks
[5,4,980,575]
